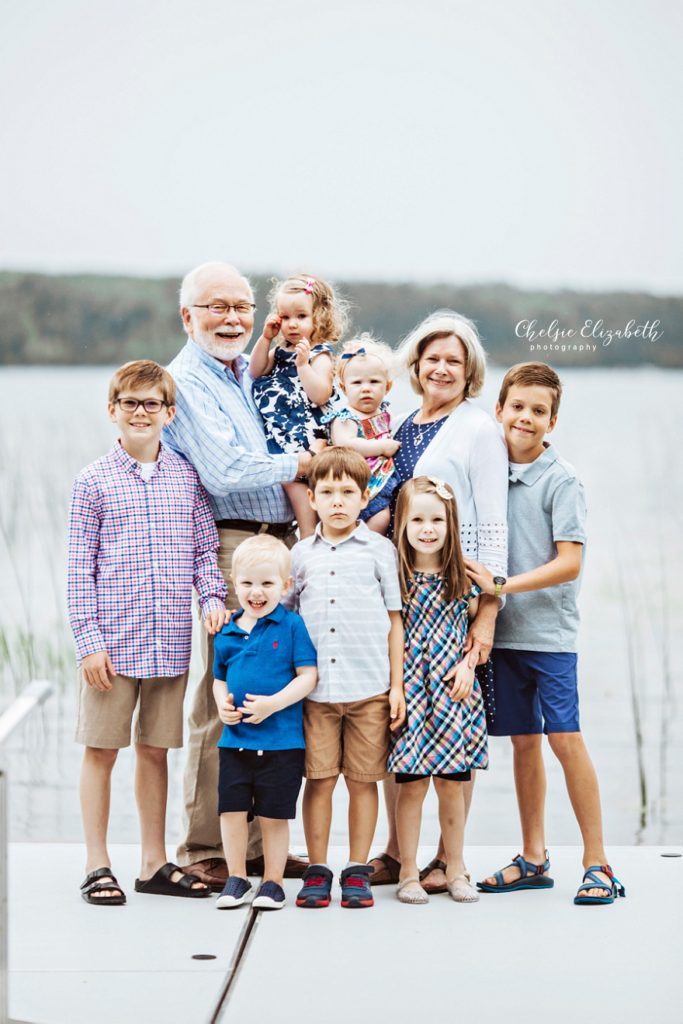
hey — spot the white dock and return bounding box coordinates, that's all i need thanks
[7,843,682,1024]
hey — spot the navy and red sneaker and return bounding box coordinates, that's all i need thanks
[340,865,374,908]
[296,864,333,908]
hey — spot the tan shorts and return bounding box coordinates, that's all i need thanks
[303,693,390,782]
[74,670,188,750]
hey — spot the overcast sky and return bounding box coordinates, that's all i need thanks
[2,0,681,292]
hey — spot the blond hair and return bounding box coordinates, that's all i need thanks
[108,360,175,405]
[396,310,487,398]
[270,273,349,346]
[336,333,396,384]
[231,535,292,580]
[498,362,563,418]
[394,476,469,603]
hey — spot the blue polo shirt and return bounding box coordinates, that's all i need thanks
[213,603,317,750]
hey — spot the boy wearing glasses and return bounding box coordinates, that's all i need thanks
[68,360,227,906]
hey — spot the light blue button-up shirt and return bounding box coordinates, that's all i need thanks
[164,339,297,523]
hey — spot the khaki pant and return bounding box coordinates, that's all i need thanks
[176,524,296,865]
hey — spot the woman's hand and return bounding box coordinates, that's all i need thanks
[464,558,496,595]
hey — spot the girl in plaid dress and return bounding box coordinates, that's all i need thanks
[388,476,488,904]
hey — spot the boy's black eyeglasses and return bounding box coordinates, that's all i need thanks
[114,398,169,413]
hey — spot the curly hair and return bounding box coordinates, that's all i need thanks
[269,273,349,346]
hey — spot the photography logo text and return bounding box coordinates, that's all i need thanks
[515,318,663,353]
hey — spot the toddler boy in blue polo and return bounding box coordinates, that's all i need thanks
[214,603,317,751]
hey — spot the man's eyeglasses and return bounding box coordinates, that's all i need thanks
[192,302,256,316]
[114,398,169,413]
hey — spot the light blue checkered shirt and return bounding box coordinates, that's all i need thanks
[164,339,297,522]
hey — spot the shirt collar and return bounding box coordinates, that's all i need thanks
[311,520,370,546]
[224,602,287,634]
[110,440,167,475]
[508,442,558,485]
[185,338,248,383]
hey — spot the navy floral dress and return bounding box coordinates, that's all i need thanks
[251,344,339,455]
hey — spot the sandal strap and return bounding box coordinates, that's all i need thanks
[83,881,124,897]
[81,867,120,890]
[581,865,625,897]
[156,862,201,889]
[397,876,422,891]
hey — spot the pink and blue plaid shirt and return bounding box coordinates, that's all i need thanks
[67,441,227,678]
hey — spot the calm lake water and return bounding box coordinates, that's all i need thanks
[1,365,681,849]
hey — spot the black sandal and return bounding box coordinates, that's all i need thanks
[80,867,126,905]
[134,861,211,898]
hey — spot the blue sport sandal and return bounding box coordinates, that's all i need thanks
[477,851,554,893]
[574,864,625,905]
[296,865,333,908]
[340,865,374,908]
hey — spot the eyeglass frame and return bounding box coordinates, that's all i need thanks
[113,398,171,413]
[191,302,256,316]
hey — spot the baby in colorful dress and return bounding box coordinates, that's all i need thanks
[250,274,348,538]
[323,335,400,534]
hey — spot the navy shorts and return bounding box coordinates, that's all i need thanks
[488,650,580,736]
[218,747,305,820]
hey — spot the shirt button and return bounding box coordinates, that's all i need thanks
[330,599,335,604]
[331,658,336,663]
[330,627,335,633]
[156,640,162,648]
[330,571,335,576]
[331,547,336,552]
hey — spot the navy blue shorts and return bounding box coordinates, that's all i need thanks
[218,747,305,820]
[488,650,580,736]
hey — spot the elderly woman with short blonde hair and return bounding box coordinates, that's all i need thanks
[369,309,508,894]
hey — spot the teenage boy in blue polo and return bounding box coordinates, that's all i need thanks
[212,535,317,911]
[466,362,625,906]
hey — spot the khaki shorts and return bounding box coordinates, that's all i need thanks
[303,693,390,782]
[75,670,188,750]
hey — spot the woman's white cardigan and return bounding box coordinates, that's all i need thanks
[396,399,508,576]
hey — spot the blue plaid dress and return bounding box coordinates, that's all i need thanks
[388,573,488,774]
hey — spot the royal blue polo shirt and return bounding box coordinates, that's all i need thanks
[213,603,317,751]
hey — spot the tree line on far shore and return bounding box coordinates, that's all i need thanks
[0,271,680,368]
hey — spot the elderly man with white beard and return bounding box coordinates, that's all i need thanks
[164,261,311,890]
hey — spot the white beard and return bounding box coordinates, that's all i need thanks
[193,327,248,363]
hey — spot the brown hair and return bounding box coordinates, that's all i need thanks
[308,446,371,493]
[498,362,562,418]
[394,476,469,603]
[108,360,176,405]
[270,273,349,346]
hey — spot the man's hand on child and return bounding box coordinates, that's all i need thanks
[464,559,496,595]
[389,687,406,732]
[203,607,231,635]
[239,693,277,724]
[446,661,475,702]
[82,650,116,691]
[219,693,242,726]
